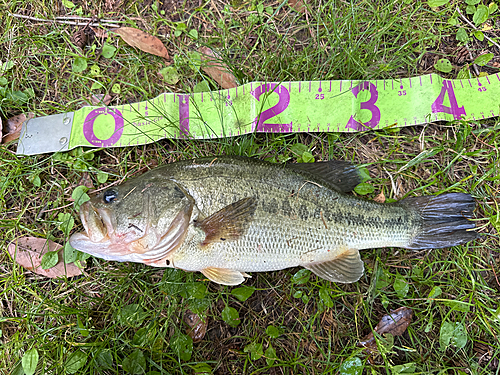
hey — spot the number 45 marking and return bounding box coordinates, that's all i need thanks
[431,80,466,120]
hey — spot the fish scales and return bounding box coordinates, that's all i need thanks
[166,158,417,272]
[70,156,477,285]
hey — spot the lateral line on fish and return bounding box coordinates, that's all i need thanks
[122,186,137,200]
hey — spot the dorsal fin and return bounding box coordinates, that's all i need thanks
[288,160,361,192]
[195,197,257,246]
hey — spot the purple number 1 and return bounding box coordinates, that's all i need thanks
[345,82,380,131]
[252,83,292,132]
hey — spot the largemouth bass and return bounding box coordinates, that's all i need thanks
[70,157,477,285]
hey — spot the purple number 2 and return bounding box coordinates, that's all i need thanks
[346,82,380,131]
[252,83,292,132]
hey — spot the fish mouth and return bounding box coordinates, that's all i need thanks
[69,201,122,261]
[79,201,114,243]
[69,201,156,263]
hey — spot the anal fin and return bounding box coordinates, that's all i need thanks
[301,248,364,283]
[201,267,250,285]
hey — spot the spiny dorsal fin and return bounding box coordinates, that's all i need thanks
[288,160,361,193]
[195,197,257,246]
[201,267,249,285]
[301,247,364,283]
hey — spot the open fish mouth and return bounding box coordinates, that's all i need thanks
[69,202,160,263]
[69,202,126,261]
[79,201,114,243]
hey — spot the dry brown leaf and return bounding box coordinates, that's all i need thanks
[358,307,413,353]
[373,191,386,203]
[90,93,112,106]
[113,27,169,60]
[198,46,238,89]
[184,310,208,343]
[2,112,34,144]
[8,237,83,278]
[289,0,306,13]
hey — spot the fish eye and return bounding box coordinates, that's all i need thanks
[103,189,118,204]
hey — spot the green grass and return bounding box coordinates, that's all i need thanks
[1,0,500,374]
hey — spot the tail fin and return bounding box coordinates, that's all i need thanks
[402,193,478,250]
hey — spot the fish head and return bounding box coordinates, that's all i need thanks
[70,171,193,266]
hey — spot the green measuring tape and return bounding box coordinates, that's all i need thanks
[17,73,499,155]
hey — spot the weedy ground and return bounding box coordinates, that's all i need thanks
[0,0,499,374]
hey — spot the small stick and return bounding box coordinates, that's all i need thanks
[54,16,121,23]
[9,13,121,28]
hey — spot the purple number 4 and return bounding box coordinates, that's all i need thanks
[431,80,466,120]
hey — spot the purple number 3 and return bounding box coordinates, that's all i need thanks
[346,82,381,131]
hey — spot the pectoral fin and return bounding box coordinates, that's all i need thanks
[195,197,257,246]
[201,267,250,285]
[301,248,364,283]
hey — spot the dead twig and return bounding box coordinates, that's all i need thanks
[9,13,121,28]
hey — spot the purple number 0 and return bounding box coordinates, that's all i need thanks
[83,108,124,146]
[252,83,292,132]
[346,82,380,131]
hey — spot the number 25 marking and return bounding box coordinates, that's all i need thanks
[345,82,381,131]
[252,83,292,132]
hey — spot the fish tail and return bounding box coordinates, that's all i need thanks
[402,192,478,250]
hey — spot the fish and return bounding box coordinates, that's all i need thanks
[69,156,478,285]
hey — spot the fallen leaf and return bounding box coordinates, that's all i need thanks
[373,191,386,203]
[184,310,208,343]
[289,0,306,13]
[2,113,34,143]
[358,307,413,353]
[90,93,112,106]
[198,46,238,89]
[113,27,169,60]
[8,237,83,278]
